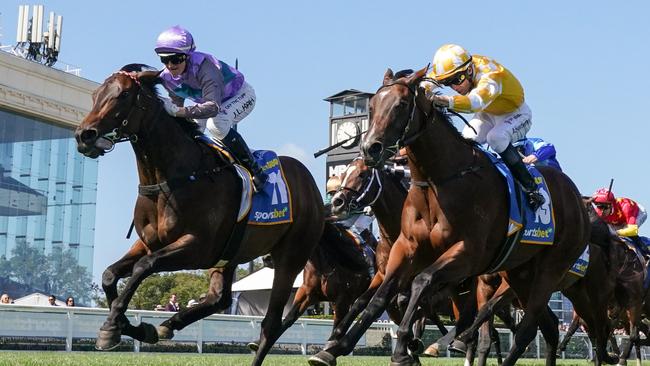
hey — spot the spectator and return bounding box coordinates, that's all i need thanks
[48,295,58,306]
[0,293,10,304]
[165,294,180,312]
[66,297,75,307]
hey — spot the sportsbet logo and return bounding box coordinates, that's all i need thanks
[254,207,289,221]
[523,227,553,238]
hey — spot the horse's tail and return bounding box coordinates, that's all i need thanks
[313,222,370,274]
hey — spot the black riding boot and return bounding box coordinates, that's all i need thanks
[500,144,545,210]
[222,129,268,192]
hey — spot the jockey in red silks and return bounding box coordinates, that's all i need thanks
[593,188,649,256]
[154,25,267,192]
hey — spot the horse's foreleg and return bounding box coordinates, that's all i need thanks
[392,247,471,366]
[326,270,383,343]
[97,236,202,351]
[454,284,516,349]
[251,267,302,366]
[248,282,319,352]
[102,240,148,309]
[158,266,235,341]
[309,273,400,366]
[476,317,493,366]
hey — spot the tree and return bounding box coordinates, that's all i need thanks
[44,247,93,304]
[7,240,48,289]
[117,271,210,311]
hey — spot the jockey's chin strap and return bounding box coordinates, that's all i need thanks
[99,71,160,148]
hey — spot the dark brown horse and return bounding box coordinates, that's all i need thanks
[247,221,376,351]
[74,65,324,366]
[309,67,593,366]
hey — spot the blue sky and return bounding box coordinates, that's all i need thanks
[1,1,648,284]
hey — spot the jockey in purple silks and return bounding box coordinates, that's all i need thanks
[155,25,267,192]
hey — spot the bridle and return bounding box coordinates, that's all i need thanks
[98,71,160,149]
[337,159,384,212]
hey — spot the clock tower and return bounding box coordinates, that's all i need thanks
[323,89,374,182]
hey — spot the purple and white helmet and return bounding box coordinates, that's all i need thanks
[154,25,196,56]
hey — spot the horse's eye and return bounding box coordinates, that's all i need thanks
[118,91,130,100]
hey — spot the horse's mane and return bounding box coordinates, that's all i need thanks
[118,63,202,137]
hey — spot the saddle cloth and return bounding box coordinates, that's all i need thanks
[482,149,556,245]
[567,245,590,278]
[197,135,293,225]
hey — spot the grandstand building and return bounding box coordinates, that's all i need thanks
[0,50,98,277]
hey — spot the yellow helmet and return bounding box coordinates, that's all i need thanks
[428,44,473,81]
[326,176,341,194]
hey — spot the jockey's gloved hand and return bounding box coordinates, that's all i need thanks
[162,98,181,116]
[430,94,451,108]
[363,206,374,216]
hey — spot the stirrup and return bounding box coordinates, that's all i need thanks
[252,173,267,193]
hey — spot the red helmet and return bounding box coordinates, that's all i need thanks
[592,188,615,205]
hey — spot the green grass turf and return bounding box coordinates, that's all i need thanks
[0,352,610,366]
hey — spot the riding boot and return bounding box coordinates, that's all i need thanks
[500,144,545,210]
[222,129,268,192]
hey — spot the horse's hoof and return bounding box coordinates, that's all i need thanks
[308,350,337,366]
[156,325,174,340]
[390,356,421,366]
[95,329,121,351]
[448,339,468,354]
[407,338,425,355]
[139,322,159,344]
[247,341,260,352]
[605,353,620,365]
[422,343,440,357]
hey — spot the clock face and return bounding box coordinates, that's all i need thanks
[336,121,360,148]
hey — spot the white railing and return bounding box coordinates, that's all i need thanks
[0,305,638,360]
[0,304,370,354]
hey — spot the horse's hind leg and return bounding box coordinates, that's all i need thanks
[557,312,581,355]
[537,306,560,366]
[250,266,303,366]
[157,267,235,341]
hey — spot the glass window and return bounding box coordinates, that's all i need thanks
[331,101,344,117]
[0,108,98,274]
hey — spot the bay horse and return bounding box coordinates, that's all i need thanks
[247,220,376,352]
[75,65,324,366]
[309,67,594,366]
[330,157,483,361]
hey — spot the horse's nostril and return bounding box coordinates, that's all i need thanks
[332,198,344,208]
[79,129,98,144]
[366,142,383,163]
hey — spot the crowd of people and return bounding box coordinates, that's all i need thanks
[0,293,76,306]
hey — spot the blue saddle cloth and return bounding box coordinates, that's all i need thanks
[481,148,556,245]
[247,150,293,225]
[568,246,590,277]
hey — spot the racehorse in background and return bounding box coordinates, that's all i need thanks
[247,220,377,352]
[309,67,599,366]
[75,65,324,366]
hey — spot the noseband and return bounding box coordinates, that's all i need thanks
[338,163,383,212]
[99,71,159,147]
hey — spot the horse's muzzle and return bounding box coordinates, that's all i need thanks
[362,140,384,168]
[75,128,105,158]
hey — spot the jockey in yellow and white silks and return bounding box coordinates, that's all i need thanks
[427,44,544,210]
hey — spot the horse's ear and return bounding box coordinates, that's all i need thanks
[407,65,429,85]
[383,68,394,85]
[137,70,162,86]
